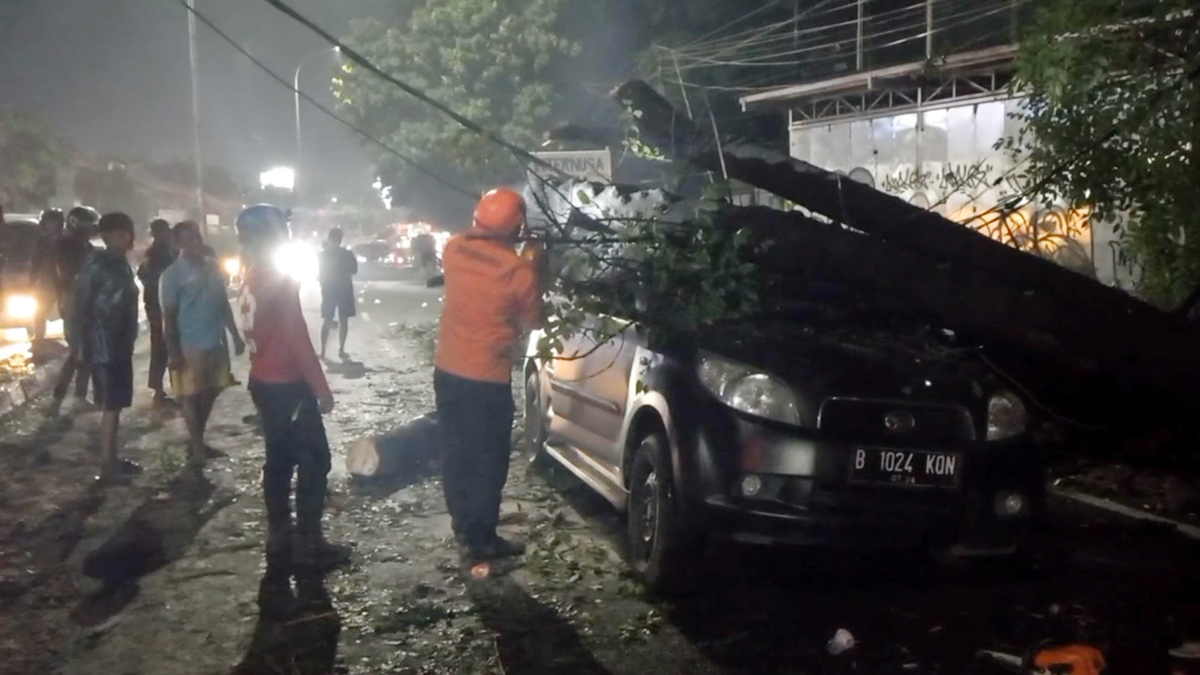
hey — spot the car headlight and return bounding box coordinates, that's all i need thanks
[987,390,1027,440]
[5,294,38,321]
[221,256,241,278]
[698,353,801,425]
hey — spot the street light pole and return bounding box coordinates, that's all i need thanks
[293,46,339,201]
[186,0,205,225]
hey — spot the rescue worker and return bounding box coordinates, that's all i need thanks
[236,205,349,568]
[434,187,542,564]
[48,206,100,413]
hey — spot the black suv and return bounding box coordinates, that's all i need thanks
[524,301,1043,592]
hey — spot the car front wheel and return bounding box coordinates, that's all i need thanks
[524,368,549,463]
[627,431,703,594]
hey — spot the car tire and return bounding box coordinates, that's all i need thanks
[627,431,703,595]
[524,367,549,464]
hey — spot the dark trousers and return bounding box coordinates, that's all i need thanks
[53,293,90,400]
[147,312,166,392]
[249,380,331,533]
[434,368,514,547]
[53,350,92,400]
[31,283,55,342]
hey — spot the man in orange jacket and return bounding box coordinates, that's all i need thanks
[435,187,542,563]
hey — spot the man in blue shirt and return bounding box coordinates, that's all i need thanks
[160,221,245,470]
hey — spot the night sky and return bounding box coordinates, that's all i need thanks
[0,0,399,203]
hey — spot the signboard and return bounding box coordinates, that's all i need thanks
[157,209,186,224]
[205,214,220,227]
[531,149,613,183]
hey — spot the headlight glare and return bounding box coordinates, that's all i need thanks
[272,242,319,283]
[698,354,801,425]
[987,390,1027,440]
[222,256,242,278]
[5,294,38,321]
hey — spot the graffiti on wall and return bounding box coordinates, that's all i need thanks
[879,162,996,197]
[869,163,1094,275]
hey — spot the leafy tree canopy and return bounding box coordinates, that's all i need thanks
[333,0,581,197]
[1007,0,1200,306]
[0,107,67,211]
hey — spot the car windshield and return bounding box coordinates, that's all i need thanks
[0,223,40,262]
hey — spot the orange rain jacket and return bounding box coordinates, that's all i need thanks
[434,232,542,384]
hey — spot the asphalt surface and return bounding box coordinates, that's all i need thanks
[0,266,1197,674]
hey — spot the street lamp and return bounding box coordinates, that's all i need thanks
[293,45,340,199]
[186,0,205,223]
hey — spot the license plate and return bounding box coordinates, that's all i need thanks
[848,447,961,488]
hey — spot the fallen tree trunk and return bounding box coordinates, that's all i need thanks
[347,413,440,481]
[613,80,1200,404]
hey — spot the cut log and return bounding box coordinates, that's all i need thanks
[347,413,439,480]
[613,80,1200,404]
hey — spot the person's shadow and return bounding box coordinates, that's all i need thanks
[231,561,341,674]
[72,471,231,628]
[467,573,610,675]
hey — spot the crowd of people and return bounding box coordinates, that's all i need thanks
[3,189,541,570]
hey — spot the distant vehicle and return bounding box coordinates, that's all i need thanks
[353,240,400,265]
[525,293,1043,593]
[0,220,45,330]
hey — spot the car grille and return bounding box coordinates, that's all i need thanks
[817,397,975,445]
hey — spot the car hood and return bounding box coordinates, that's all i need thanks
[700,317,997,423]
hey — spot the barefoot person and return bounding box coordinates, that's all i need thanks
[161,220,244,469]
[435,188,542,564]
[318,227,357,360]
[74,212,140,483]
[236,205,348,568]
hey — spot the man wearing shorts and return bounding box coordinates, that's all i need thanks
[318,227,357,361]
[161,221,245,470]
[73,212,140,484]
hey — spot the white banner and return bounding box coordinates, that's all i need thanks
[531,148,613,183]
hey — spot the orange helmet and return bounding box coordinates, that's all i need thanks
[473,188,525,235]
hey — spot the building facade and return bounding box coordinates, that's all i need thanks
[740,46,1133,289]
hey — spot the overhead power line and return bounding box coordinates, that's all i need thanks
[173,0,477,199]
[257,0,571,182]
[669,0,1019,70]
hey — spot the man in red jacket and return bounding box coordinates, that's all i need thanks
[236,204,348,568]
[435,187,542,564]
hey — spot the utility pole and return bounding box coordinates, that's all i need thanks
[186,0,205,228]
[293,46,339,203]
[856,0,864,70]
[926,0,934,59]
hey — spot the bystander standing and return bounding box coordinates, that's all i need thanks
[161,220,244,469]
[30,209,65,345]
[318,227,357,361]
[236,205,348,568]
[74,212,140,484]
[48,206,100,413]
[137,218,177,405]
